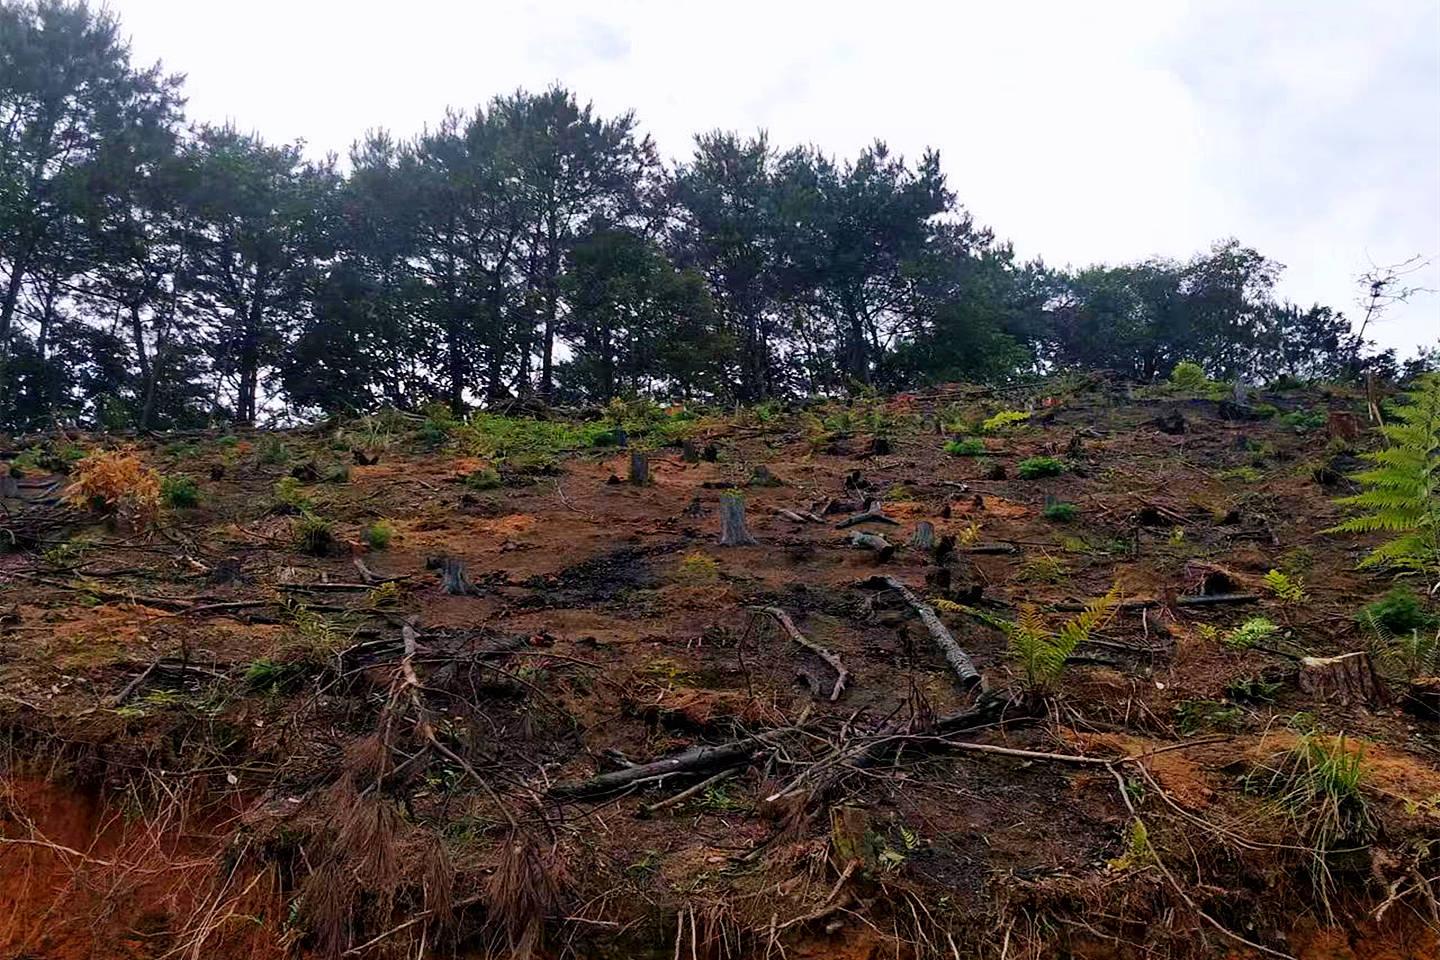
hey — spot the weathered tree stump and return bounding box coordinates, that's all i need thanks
[908,521,936,551]
[353,448,380,466]
[717,494,757,546]
[207,556,246,585]
[0,472,16,499]
[440,556,480,596]
[1297,652,1389,706]
[681,439,700,464]
[629,451,649,485]
[702,443,719,462]
[749,464,783,487]
[1402,677,1439,719]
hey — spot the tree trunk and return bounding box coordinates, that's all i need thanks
[539,215,559,396]
[718,494,757,546]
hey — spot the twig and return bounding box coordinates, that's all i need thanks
[640,768,738,816]
[752,606,850,701]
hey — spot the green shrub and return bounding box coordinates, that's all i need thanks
[1280,408,1327,431]
[981,410,1030,434]
[944,438,986,456]
[160,475,201,508]
[273,476,312,512]
[1017,456,1066,479]
[1041,501,1077,522]
[1357,588,1434,636]
[217,435,240,448]
[365,520,396,550]
[464,468,503,490]
[162,440,200,458]
[323,463,351,484]
[1169,361,1208,391]
[295,512,334,556]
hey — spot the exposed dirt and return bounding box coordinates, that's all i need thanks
[1,379,1436,958]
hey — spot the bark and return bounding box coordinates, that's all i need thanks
[628,451,648,485]
[1297,652,1389,706]
[717,494,757,546]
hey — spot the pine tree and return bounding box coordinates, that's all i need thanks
[1327,373,1440,580]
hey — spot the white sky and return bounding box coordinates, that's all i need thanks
[111,0,1440,356]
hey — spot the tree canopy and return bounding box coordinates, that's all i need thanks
[0,0,1430,429]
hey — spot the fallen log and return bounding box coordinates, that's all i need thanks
[753,605,850,701]
[870,576,982,690]
[1173,593,1260,607]
[848,531,894,562]
[908,521,936,551]
[836,502,899,528]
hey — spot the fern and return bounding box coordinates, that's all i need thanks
[1326,373,1440,579]
[1359,608,1440,681]
[1261,568,1307,603]
[1002,587,1120,691]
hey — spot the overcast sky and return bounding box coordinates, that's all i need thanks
[110,0,1439,355]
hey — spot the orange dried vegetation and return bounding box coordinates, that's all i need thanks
[65,447,161,525]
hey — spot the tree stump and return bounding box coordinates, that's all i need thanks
[0,472,16,499]
[440,556,480,596]
[1297,652,1389,706]
[681,439,700,464]
[749,464,782,486]
[717,494,757,546]
[1401,677,1439,719]
[908,521,936,551]
[629,451,649,485]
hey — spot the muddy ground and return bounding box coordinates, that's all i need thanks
[1,377,1436,959]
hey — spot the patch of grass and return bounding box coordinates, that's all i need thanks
[322,463,350,484]
[364,520,396,550]
[1017,456,1066,479]
[1225,674,1282,703]
[245,658,316,694]
[1219,466,1264,483]
[272,476,313,512]
[678,552,720,582]
[1280,407,1327,431]
[944,438,986,456]
[1040,501,1077,522]
[160,475,201,508]
[162,440,200,458]
[1175,699,1245,734]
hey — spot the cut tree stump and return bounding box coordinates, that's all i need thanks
[908,521,936,551]
[681,439,700,464]
[439,556,481,596]
[629,451,649,485]
[1297,651,1389,706]
[718,494,757,546]
[753,605,850,701]
[1402,677,1439,719]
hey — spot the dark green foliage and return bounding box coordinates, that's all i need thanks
[1017,456,1066,479]
[365,520,395,550]
[160,475,200,508]
[1041,501,1078,522]
[295,512,334,556]
[464,468,502,491]
[1357,588,1435,636]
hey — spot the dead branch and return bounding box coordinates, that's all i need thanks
[870,576,982,690]
[548,731,794,800]
[752,606,850,701]
[835,502,899,528]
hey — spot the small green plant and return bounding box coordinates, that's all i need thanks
[1279,407,1327,431]
[1219,466,1264,483]
[1020,552,1066,583]
[1002,586,1119,692]
[464,468,502,491]
[295,512,334,556]
[1326,372,1440,577]
[272,476,313,512]
[365,581,404,610]
[1225,617,1279,650]
[944,438,986,456]
[1041,501,1077,522]
[1262,568,1308,603]
[1359,604,1439,681]
[678,552,720,582]
[364,520,396,550]
[160,475,201,508]
[1357,587,1435,636]
[217,435,240,448]
[43,539,88,568]
[244,658,315,694]
[1168,527,1186,546]
[981,410,1030,434]
[1106,818,1155,872]
[162,440,200,458]
[1017,456,1066,479]
[1225,674,1282,703]
[323,463,351,484]
[255,435,291,465]
[1175,699,1245,734]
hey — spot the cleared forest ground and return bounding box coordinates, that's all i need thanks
[1,374,1437,960]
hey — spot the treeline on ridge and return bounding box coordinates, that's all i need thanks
[1,0,1432,430]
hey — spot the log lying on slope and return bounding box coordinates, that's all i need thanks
[868,575,982,690]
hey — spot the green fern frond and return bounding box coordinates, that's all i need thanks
[1326,374,1440,578]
